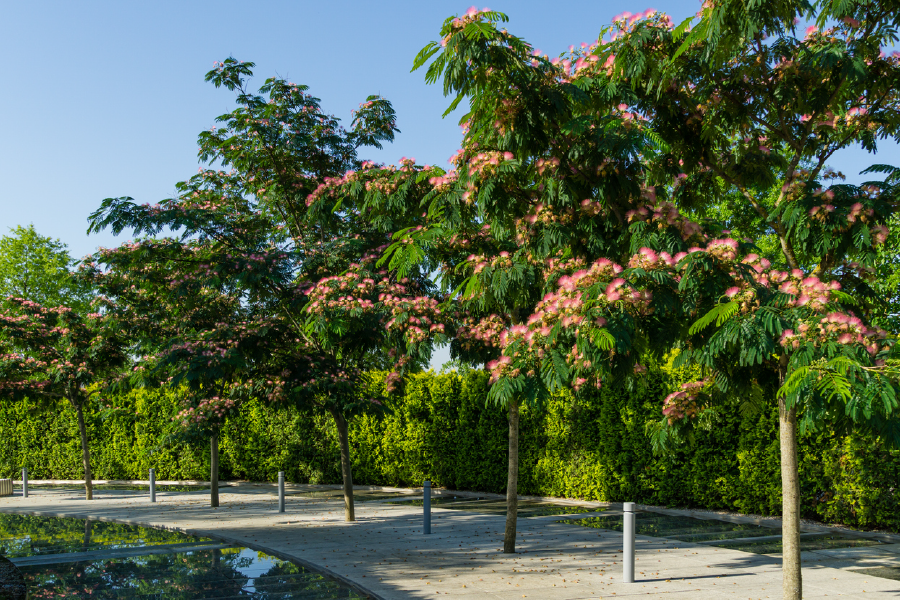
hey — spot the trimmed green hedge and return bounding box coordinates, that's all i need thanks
[1,369,897,530]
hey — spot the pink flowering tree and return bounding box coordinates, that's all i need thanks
[301,8,720,553]
[579,3,900,596]
[82,239,291,507]
[87,58,441,520]
[0,298,127,499]
[426,2,900,595]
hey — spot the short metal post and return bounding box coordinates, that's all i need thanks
[423,480,431,534]
[278,471,285,513]
[623,502,635,583]
[21,468,28,498]
[149,468,156,503]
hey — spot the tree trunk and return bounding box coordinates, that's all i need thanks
[331,409,355,522]
[83,520,92,549]
[503,397,519,554]
[74,404,93,501]
[210,432,219,508]
[779,396,802,600]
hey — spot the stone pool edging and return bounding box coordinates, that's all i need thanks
[0,506,385,600]
[624,503,900,545]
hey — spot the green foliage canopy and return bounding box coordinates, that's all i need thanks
[0,225,92,313]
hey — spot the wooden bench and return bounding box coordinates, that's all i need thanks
[0,479,12,497]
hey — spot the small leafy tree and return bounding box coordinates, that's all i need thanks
[0,225,92,313]
[0,298,127,499]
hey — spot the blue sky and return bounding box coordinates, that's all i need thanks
[1,1,897,368]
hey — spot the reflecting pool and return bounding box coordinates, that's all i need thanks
[561,511,888,555]
[564,512,779,542]
[384,495,488,506]
[436,499,602,518]
[712,533,883,554]
[0,513,368,598]
[850,566,900,581]
[286,489,416,503]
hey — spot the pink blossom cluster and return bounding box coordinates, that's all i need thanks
[870,224,889,245]
[625,201,705,241]
[627,247,679,270]
[703,238,739,262]
[382,294,445,345]
[451,151,513,203]
[662,379,710,424]
[490,99,520,134]
[771,270,840,310]
[467,249,514,275]
[0,379,51,391]
[428,169,459,192]
[846,202,875,224]
[305,160,381,206]
[457,314,507,350]
[611,9,666,27]
[452,6,491,29]
[498,256,652,362]
[556,11,673,81]
[445,223,493,250]
[534,156,561,176]
[175,396,237,427]
[518,203,575,235]
[306,273,376,314]
[779,311,889,357]
[385,369,403,393]
[486,354,515,384]
[579,198,606,217]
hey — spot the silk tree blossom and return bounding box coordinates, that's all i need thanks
[175,397,237,426]
[779,311,890,356]
[487,250,671,386]
[458,314,508,349]
[662,378,711,424]
[704,238,740,262]
[624,200,705,242]
[450,150,515,203]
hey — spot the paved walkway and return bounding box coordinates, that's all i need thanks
[2,482,898,599]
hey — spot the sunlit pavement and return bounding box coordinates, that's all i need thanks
[2,482,899,599]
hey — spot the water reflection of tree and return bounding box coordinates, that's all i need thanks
[23,549,254,598]
[252,556,361,599]
[22,549,363,598]
[0,515,203,558]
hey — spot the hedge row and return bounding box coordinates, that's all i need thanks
[1,368,897,530]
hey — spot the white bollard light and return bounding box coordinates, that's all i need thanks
[623,502,635,583]
[22,468,28,498]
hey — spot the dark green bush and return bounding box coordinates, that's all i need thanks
[1,368,897,530]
